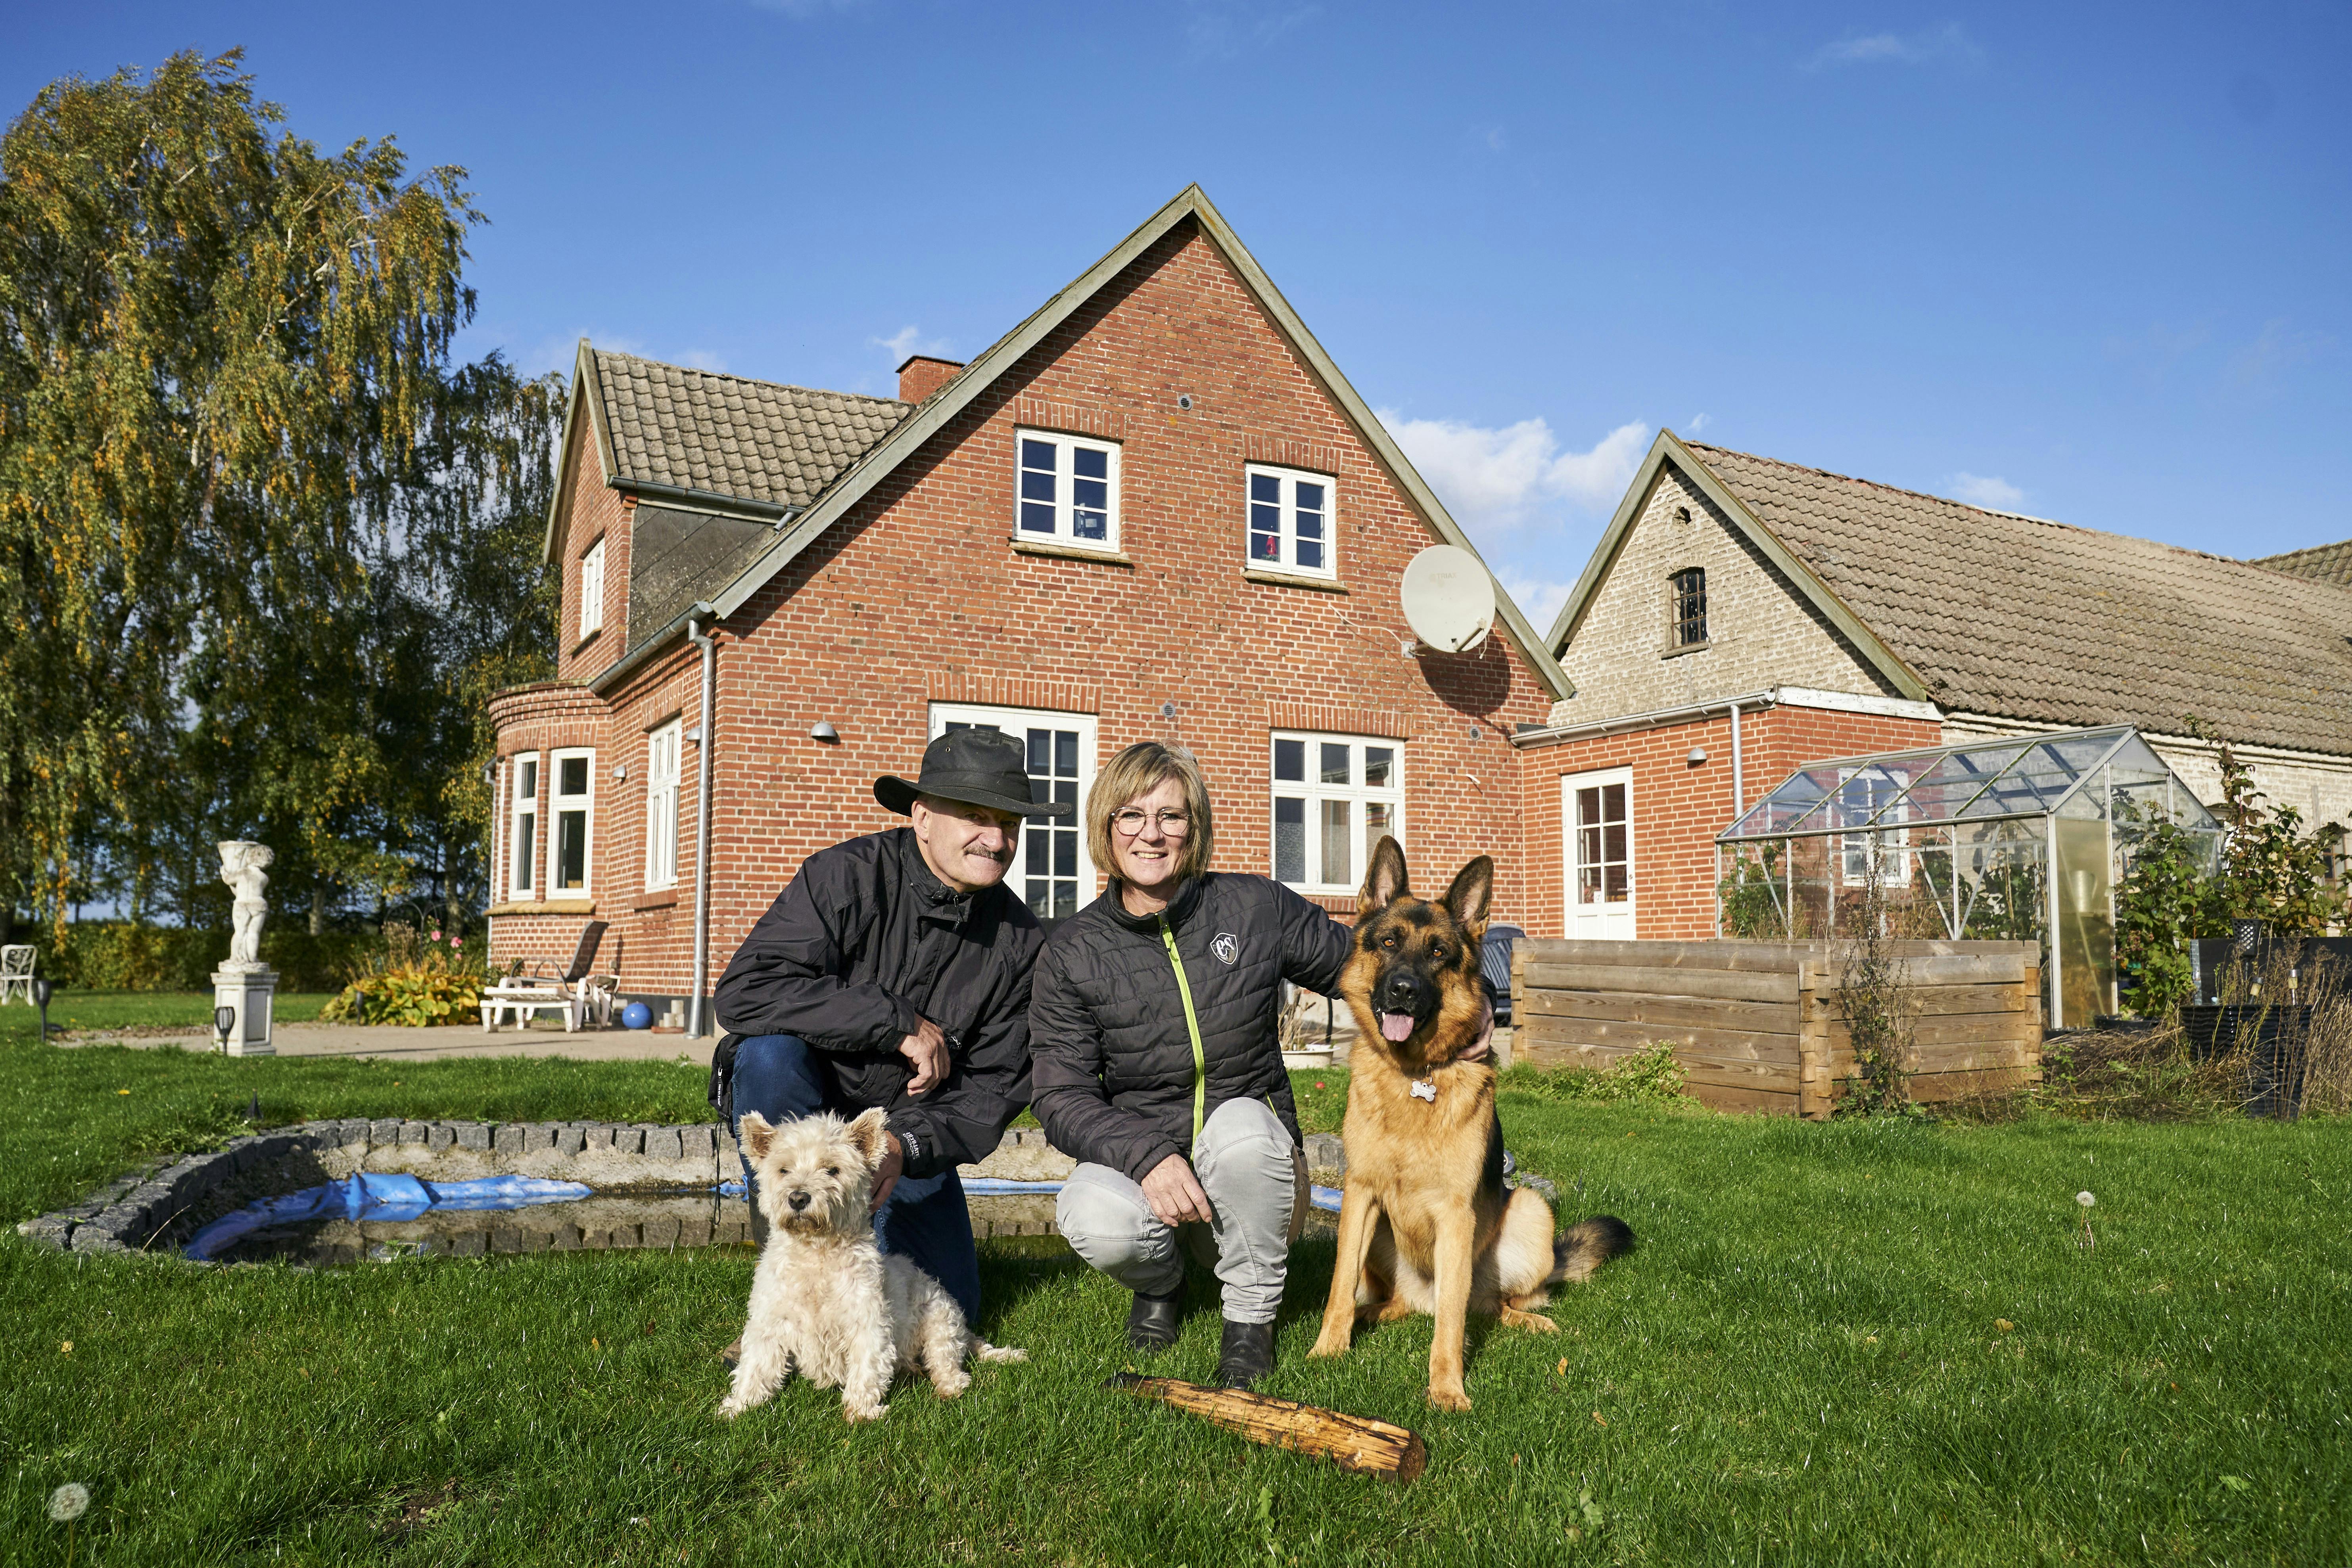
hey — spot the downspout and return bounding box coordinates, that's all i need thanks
[687,608,718,1038]
[1728,699,1745,818]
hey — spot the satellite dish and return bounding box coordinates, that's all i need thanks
[1399,545,1495,654]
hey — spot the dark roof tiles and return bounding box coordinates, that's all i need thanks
[1684,443,2352,757]
[590,349,908,510]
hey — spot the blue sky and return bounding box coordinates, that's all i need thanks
[13,1,2349,628]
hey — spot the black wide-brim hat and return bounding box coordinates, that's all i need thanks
[875,727,1074,819]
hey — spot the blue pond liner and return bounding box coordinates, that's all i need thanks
[184,1172,593,1261]
[722,1176,1345,1212]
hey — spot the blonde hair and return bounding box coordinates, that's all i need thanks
[1088,741,1217,884]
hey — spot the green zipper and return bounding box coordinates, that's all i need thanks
[1158,914,1209,1142]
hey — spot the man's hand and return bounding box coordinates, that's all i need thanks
[871,1131,906,1213]
[1140,1153,1214,1229]
[898,1017,949,1096]
[1460,994,1497,1063]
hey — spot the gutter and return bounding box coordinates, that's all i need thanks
[686,608,719,1039]
[1509,690,1782,749]
[616,477,799,522]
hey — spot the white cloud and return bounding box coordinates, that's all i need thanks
[1806,23,1983,70]
[1687,412,1710,433]
[873,325,950,364]
[1498,569,1575,631]
[2225,317,2332,391]
[1945,472,2025,510]
[1379,411,1650,533]
[679,349,730,374]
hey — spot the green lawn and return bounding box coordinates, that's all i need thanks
[0,990,336,1043]
[3,1038,2346,1565]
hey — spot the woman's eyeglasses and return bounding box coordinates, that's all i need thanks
[1111,808,1192,836]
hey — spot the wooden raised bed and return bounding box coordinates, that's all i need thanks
[1509,939,2043,1118]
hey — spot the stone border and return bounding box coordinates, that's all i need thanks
[13,1122,1354,1260]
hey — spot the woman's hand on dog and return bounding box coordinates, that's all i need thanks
[1141,1154,1215,1228]
[898,1018,950,1095]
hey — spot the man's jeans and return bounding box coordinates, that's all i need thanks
[729,1033,982,1324]
[1055,1096,1308,1325]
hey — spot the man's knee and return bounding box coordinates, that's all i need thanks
[729,1034,825,1124]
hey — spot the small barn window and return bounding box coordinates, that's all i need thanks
[1670,567,1708,647]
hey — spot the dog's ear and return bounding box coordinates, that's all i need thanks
[1359,834,1410,917]
[845,1107,892,1167]
[740,1112,777,1164]
[1441,855,1494,935]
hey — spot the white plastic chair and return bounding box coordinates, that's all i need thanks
[0,945,33,1006]
[480,922,611,1032]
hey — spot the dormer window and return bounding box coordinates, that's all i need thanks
[1671,567,1707,648]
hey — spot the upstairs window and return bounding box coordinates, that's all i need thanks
[1670,567,1707,647]
[509,754,541,898]
[551,748,595,894]
[1015,429,1121,551]
[645,720,681,891]
[931,703,1098,922]
[1246,464,1336,579]
[1271,732,1400,894]
[579,537,606,640]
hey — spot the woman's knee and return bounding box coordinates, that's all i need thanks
[1056,1168,1165,1266]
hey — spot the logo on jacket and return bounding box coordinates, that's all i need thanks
[1212,932,1239,966]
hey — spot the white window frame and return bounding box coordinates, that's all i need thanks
[644,719,681,891]
[509,752,542,900]
[1837,767,1912,888]
[579,536,606,640]
[1270,731,1402,896]
[928,703,1099,921]
[1013,427,1122,553]
[1245,463,1338,580]
[548,747,596,896]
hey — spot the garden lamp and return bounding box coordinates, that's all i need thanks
[214,1004,237,1054]
[32,978,54,1041]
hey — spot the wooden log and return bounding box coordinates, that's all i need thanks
[1520,963,1799,1003]
[1520,990,1802,1035]
[1801,981,2035,1021]
[1106,1375,1427,1481]
[1518,1015,1802,1066]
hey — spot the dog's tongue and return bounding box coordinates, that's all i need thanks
[1379,1011,1416,1043]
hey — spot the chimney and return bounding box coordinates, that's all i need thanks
[897,355,965,404]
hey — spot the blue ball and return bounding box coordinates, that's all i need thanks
[620,1001,654,1031]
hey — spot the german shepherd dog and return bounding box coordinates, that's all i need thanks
[1308,838,1632,1410]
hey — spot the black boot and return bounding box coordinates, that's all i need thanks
[1126,1287,1183,1351]
[1214,1319,1276,1389]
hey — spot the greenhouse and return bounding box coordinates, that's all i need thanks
[1715,725,2222,1028]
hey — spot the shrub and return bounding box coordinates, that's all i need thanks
[1498,1041,1688,1105]
[321,922,488,1027]
[33,922,381,992]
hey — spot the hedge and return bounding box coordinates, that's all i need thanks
[19,922,386,994]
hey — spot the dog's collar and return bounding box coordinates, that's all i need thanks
[1409,1078,1437,1102]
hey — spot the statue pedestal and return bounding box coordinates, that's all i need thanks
[212,968,278,1057]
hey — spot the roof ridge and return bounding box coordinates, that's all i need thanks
[591,345,908,411]
[1681,439,2279,577]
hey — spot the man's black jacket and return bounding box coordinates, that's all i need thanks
[709,828,1043,1181]
[1028,872,1352,1184]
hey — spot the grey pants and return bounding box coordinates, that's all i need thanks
[1055,1096,1308,1325]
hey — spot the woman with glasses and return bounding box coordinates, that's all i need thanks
[1026,740,1356,1390]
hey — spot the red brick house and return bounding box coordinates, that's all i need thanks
[1515,429,2352,953]
[484,186,1572,1029]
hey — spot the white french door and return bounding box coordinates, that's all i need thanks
[1562,767,1635,939]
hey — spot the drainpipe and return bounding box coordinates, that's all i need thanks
[687,608,718,1039]
[1728,698,1746,818]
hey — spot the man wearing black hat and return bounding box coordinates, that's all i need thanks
[709,728,1070,1328]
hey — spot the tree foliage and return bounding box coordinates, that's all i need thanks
[0,50,557,939]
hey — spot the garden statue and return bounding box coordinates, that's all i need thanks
[219,841,274,972]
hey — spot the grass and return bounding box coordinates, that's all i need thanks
[0,991,337,1044]
[3,1039,2348,1564]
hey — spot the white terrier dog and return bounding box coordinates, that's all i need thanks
[718,1107,1024,1424]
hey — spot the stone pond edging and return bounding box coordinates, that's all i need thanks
[14,1121,1353,1259]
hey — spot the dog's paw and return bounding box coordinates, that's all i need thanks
[716,1397,750,1421]
[842,1401,890,1424]
[1306,1333,1350,1360]
[973,1342,1027,1364]
[931,1371,972,1400]
[1426,1386,1472,1413]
